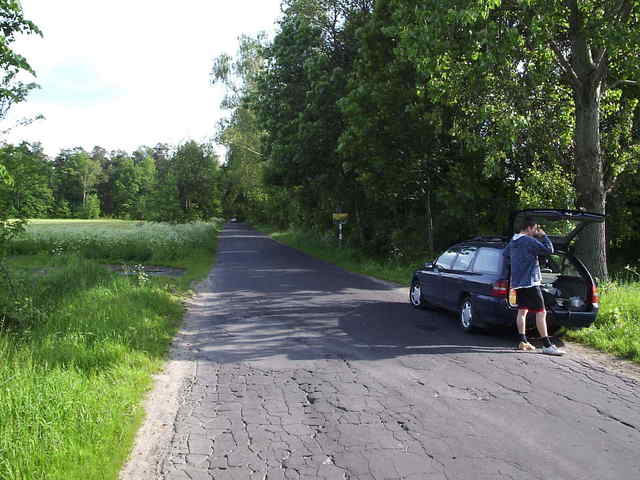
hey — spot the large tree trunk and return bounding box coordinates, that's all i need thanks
[573,81,608,281]
[568,0,609,281]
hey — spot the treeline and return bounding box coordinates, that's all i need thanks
[0,141,222,222]
[214,0,640,278]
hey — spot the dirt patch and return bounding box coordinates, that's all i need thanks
[119,276,210,480]
[102,264,186,277]
[566,341,640,383]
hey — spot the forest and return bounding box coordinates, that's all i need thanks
[1,0,639,280]
[213,0,640,281]
[0,141,222,223]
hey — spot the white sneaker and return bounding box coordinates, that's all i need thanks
[542,344,565,356]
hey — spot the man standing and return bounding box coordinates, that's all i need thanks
[502,218,565,356]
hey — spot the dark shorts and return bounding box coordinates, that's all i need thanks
[515,286,545,313]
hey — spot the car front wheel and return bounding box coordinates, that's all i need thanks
[409,278,429,309]
[459,297,479,333]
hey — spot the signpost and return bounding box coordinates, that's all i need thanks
[332,213,349,247]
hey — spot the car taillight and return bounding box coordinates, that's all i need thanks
[491,280,509,297]
[591,285,600,305]
[508,288,517,305]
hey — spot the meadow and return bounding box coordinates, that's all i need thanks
[0,219,221,480]
[260,225,640,364]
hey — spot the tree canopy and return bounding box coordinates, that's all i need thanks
[213,0,640,278]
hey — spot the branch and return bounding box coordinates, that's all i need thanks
[550,41,582,87]
[593,47,608,79]
[238,144,263,157]
[610,79,639,89]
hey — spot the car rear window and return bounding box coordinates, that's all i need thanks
[472,247,502,274]
[452,246,477,271]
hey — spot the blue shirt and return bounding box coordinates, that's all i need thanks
[502,234,554,289]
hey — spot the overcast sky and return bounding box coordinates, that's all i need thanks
[1,0,282,158]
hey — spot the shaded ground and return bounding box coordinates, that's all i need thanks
[124,223,640,480]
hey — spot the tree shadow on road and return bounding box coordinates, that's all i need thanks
[179,224,550,365]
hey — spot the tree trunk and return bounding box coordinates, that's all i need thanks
[573,82,608,281]
[567,1,608,281]
[424,184,434,255]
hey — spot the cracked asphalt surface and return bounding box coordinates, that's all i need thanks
[159,224,640,480]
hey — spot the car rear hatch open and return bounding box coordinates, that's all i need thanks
[510,209,605,251]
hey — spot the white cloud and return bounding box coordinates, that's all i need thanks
[2,0,282,157]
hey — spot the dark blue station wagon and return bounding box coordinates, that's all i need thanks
[409,209,605,333]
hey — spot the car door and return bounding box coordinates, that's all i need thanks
[429,247,460,309]
[442,246,478,310]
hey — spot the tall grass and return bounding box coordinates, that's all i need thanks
[10,221,216,262]
[0,221,221,479]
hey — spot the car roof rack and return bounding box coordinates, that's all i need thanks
[467,236,508,243]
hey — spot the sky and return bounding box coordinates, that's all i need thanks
[1,0,283,158]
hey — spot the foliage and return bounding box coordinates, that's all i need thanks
[565,279,640,362]
[0,139,223,224]
[0,225,220,478]
[515,164,575,210]
[212,0,640,277]
[0,142,53,217]
[75,193,101,219]
[0,0,42,120]
[387,0,640,279]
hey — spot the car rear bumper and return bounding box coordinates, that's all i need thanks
[476,297,597,329]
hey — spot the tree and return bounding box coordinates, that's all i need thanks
[390,0,640,279]
[0,0,42,122]
[0,142,53,217]
[173,141,222,220]
[212,35,274,222]
[0,1,40,305]
[255,0,374,231]
[53,148,101,216]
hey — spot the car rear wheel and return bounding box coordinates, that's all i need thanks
[459,297,479,333]
[409,278,430,309]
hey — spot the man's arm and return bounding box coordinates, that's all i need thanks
[501,243,511,280]
[528,234,554,255]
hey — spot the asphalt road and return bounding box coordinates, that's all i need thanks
[160,223,640,480]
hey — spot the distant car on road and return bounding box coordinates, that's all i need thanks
[409,209,605,333]
[230,217,238,223]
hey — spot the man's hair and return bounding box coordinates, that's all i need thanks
[519,217,537,232]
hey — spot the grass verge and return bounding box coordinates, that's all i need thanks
[256,224,640,364]
[257,225,419,285]
[0,221,221,480]
[564,281,640,362]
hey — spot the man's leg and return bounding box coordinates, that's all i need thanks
[535,309,565,355]
[517,308,528,335]
[535,310,548,338]
[516,309,535,350]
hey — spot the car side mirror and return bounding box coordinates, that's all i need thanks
[424,262,434,270]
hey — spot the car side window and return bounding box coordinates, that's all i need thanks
[436,249,458,270]
[472,247,502,274]
[451,246,477,271]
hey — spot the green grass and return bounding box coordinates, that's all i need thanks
[564,281,640,362]
[0,220,221,479]
[257,224,640,364]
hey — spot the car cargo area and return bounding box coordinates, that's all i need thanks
[538,253,592,312]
